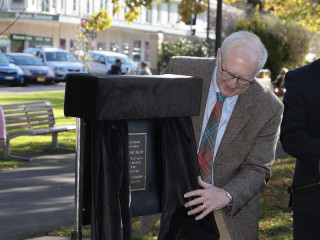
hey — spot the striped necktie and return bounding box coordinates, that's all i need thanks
[198,92,226,184]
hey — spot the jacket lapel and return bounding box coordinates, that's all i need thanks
[214,85,253,162]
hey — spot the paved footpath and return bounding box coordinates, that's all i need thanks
[0,152,76,240]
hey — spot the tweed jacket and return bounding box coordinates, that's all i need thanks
[163,56,284,239]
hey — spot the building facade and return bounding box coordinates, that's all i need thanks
[0,0,242,72]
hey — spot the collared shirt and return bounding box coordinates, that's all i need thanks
[198,66,239,183]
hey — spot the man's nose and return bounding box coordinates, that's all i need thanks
[228,77,238,87]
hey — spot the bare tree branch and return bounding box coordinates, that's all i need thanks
[0,8,25,35]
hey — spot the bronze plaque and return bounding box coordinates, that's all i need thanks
[129,133,147,191]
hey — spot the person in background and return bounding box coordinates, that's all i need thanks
[108,59,123,74]
[273,67,288,88]
[280,59,320,239]
[272,67,288,97]
[138,61,152,75]
[0,104,6,148]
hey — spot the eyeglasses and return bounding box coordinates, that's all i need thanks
[221,66,254,85]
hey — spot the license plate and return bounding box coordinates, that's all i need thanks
[5,76,14,80]
[37,77,45,82]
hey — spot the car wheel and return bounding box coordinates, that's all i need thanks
[20,78,25,86]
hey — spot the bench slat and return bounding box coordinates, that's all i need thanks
[5,115,54,123]
[1,101,51,110]
[5,113,54,121]
[5,116,54,124]
[3,106,52,114]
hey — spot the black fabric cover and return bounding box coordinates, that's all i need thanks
[81,117,218,240]
[87,120,132,240]
[158,117,219,240]
[64,74,202,120]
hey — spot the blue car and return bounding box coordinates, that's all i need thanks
[0,51,24,86]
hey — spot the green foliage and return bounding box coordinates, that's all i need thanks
[158,39,209,72]
[86,9,112,31]
[225,0,320,34]
[235,10,294,80]
[263,14,310,69]
[178,0,207,23]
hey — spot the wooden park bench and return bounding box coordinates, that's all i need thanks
[1,101,76,161]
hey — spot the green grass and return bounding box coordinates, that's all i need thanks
[0,91,295,238]
[0,90,76,160]
[259,157,295,240]
[0,160,26,170]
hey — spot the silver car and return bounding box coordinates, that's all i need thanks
[85,51,137,76]
[25,47,85,82]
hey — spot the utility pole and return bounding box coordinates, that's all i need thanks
[215,0,222,56]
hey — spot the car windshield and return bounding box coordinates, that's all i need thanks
[107,56,135,65]
[0,53,10,64]
[13,55,45,66]
[45,51,77,62]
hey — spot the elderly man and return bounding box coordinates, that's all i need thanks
[160,31,283,239]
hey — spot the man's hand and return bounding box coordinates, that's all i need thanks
[184,176,231,220]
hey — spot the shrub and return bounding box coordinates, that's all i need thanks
[158,39,209,73]
[235,10,292,81]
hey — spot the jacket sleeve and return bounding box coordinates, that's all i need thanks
[280,70,320,162]
[223,104,283,216]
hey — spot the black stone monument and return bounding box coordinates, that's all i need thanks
[64,74,219,240]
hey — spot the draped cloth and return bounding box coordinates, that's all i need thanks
[81,117,219,240]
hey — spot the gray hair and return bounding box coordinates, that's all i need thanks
[219,31,268,77]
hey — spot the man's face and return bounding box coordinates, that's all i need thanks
[216,47,258,97]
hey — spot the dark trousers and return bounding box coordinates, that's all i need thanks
[293,212,320,240]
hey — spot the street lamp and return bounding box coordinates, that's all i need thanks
[215,0,222,56]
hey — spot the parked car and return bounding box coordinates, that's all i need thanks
[0,51,24,86]
[85,51,138,76]
[25,47,86,82]
[6,53,55,85]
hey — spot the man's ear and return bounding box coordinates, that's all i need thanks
[216,48,221,58]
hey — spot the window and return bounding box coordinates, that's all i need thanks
[146,8,152,23]
[41,0,49,11]
[122,43,130,56]
[110,43,119,52]
[87,0,90,13]
[157,3,161,22]
[60,39,66,49]
[144,41,149,61]
[98,42,106,51]
[133,40,141,62]
[167,3,171,23]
